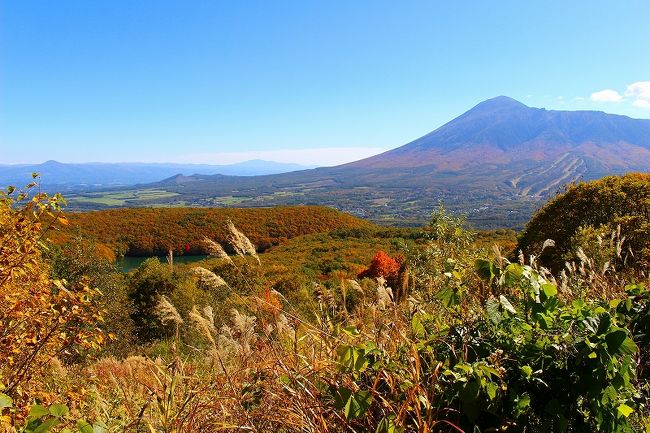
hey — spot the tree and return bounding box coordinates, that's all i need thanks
[0,181,104,410]
[517,173,650,271]
[358,251,403,292]
[127,258,178,342]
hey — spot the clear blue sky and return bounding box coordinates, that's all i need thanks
[1,1,649,165]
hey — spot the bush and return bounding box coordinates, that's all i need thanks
[0,182,105,413]
[518,173,650,271]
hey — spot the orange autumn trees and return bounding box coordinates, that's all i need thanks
[0,182,105,412]
[358,251,400,280]
[358,251,408,299]
[59,206,376,257]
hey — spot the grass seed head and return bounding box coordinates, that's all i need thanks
[226,219,260,264]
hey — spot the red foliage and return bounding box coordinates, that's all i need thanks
[358,251,401,281]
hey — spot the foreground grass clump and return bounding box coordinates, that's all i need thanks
[0,176,649,433]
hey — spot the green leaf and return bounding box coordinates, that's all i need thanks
[77,420,95,433]
[521,365,533,379]
[376,415,401,433]
[475,258,497,281]
[486,297,502,324]
[541,283,558,298]
[332,387,372,420]
[618,337,638,356]
[535,313,553,329]
[486,382,498,400]
[616,403,633,418]
[33,418,60,433]
[596,313,612,335]
[606,329,637,355]
[515,393,531,416]
[502,263,524,287]
[92,421,108,433]
[341,325,360,337]
[6,186,15,195]
[436,286,461,307]
[411,314,426,339]
[49,403,69,418]
[28,404,49,419]
[336,345,369,374]
[0,393,12,409]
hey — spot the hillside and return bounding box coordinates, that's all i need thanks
[66,97,650,228]
[56,206,376,257]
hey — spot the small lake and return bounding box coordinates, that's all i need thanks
[116,255,209,272]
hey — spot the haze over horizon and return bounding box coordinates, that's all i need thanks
[1,1,649,165]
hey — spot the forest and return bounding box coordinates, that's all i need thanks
[1,173,649,433]
[55,206,377,258]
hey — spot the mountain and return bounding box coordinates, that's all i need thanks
[0,160,311,191]
[347,96,650,190]
[67,97,650,228]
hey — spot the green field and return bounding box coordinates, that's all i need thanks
[70,189,180,206]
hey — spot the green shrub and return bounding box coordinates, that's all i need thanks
[518,173,650,271]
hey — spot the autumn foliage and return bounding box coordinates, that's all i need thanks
[0,184,105,413]
[358,251,401,286]
[55,206,375,257]
[1,175,648,432]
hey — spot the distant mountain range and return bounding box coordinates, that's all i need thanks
[0,160,311,191]
[47,96,650,228]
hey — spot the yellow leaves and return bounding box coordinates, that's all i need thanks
[0,414,12,425]
[1,186,106,414]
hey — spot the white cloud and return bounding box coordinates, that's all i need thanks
[633,99,650,109]
[625,81,650,108]
[590,89,623,102]
[172,146,389,167]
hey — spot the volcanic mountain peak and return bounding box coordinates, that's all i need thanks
[465,95,529,114]
[348,96,650,170]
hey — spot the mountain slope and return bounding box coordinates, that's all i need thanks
[68,97,650,228]
[347,96,650,181]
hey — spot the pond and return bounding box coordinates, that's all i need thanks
[116,255,210,272]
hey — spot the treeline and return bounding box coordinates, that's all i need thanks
[56,206,375,257]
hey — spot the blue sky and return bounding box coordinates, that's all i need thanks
[1,1,649,165]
